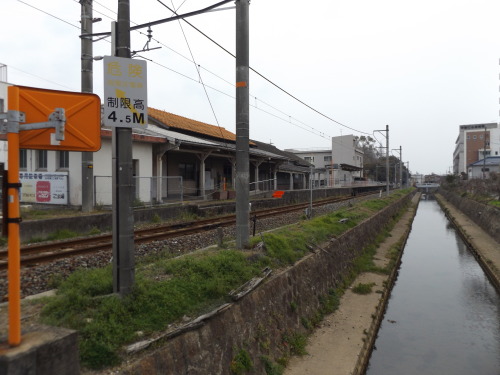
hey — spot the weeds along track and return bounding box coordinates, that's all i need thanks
[0,192,375,270]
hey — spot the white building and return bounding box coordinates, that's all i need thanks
[467,156,500,179]
[453,123,500,176]
[286,135,364,187]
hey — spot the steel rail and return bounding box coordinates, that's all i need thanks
[0,192,374,270]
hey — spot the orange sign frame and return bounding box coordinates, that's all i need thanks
[11,85,101,151]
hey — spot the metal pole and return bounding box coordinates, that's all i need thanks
[112,0,135,296]
[386,125,389,196]
[399,146,403,188]
[235,0,250,249]
[81,0,94,212]
[309,166,313,218]
[483,125,487,179]
[407,161,410,187]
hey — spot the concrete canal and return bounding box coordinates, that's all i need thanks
[366,197,500,374]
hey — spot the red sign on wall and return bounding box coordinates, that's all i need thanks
[36,181,51,202]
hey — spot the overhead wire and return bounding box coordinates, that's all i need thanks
[154,0,371,136]
[164,0,229,146]
[18,0,360,144]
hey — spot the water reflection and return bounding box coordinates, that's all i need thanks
[366,199,500,375]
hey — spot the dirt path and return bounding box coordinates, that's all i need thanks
[284,193,420,375]
[435,194,500,289]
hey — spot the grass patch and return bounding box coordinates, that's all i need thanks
[29,229,79,243]
[41,251,264,369]
[282,332,308,356]
[39,189,414,370]
[230,348,253,374]
[261,356,284,375]
[489,200,500,208]
[352,282,376,294]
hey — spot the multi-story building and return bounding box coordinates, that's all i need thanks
[286,134,364,187]
[453,123,500,176]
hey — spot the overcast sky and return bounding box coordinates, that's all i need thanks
[2,0,500,175]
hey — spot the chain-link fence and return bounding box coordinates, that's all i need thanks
[94,176,183,207]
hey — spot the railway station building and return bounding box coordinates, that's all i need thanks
[0,80,314,207]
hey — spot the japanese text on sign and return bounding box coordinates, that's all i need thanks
[103,56,148,128]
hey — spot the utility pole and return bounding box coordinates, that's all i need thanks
[235,0,250,249]
[399,145,402,188]
[385,125,389,196]
[309,165,313,218]
[112,0,135,296]
[483,125,487,179]
[81,0,94,212]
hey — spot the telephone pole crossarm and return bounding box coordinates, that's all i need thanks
[81,0,234,38]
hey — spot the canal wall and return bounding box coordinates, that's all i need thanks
[438,190,500,243]
[436,193,500,291]
[118,192,415,375]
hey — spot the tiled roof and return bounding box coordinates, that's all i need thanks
[469,156,500,167]
[251,140,313,167]
[148,107,236,143]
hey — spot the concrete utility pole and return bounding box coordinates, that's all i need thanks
[113,0,135,296]
[483,124,487,179]
[235,0,250,249]
[399,145,403,188]
[80,0,94,212]
[386,125,389,196]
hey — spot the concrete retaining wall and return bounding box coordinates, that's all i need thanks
[439,190,500,243]
[119,192,413,375]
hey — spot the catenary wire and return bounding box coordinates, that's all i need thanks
[18,0,356,144]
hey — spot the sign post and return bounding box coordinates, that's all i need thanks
[103,54,147,296]
[2,85,100,346]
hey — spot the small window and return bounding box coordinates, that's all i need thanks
[473,135,477,140]
[480,135,483,139]
[466,135,470,139]
[37,150,47,170]
[0,98,4,113]
[324,156,332,162]
[58,151,69,169]
[20,149,27,169]
[179,163,195,180]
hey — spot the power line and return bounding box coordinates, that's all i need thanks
[155,0,371,136]
[16,0,355,143]
[18,0,80,29]
[165,0,229,145]
[77,0,340,141]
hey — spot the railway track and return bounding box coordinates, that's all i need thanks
[0,192,374,270]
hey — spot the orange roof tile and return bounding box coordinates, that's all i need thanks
[148,107,236,143]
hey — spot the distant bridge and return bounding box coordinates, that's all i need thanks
[415,183,440,192]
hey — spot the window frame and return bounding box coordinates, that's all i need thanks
[37,150,48,170]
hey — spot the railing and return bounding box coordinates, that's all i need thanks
[94,176,183,207]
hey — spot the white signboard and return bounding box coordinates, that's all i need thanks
[19,172,68,204]
[103,56,147,128]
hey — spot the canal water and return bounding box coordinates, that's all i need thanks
[366,197,500,375]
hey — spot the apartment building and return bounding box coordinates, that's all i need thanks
[453,123,500,175]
